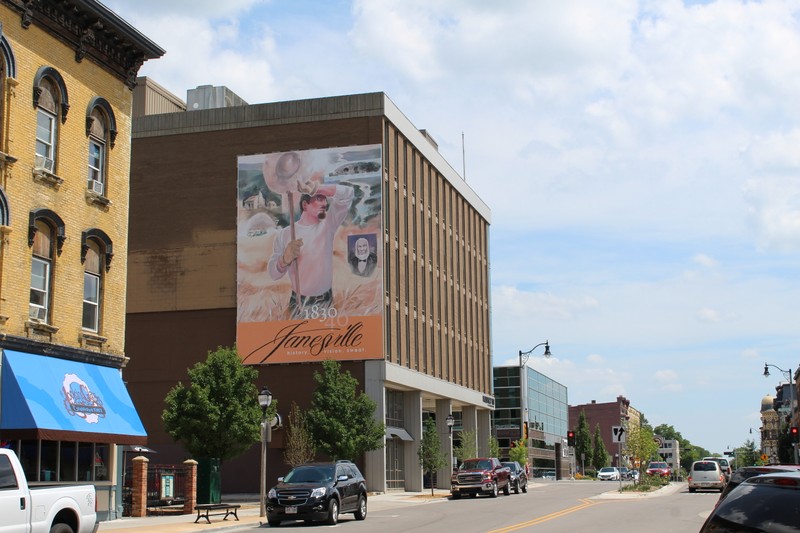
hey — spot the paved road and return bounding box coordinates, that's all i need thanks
[236,481,716,532]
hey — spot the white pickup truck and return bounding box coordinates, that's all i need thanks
[0,448,98,533]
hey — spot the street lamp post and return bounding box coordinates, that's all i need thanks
[446,414,455,472]
[518,341,551,466]
[763,363,798,463]
[258,386,273,518]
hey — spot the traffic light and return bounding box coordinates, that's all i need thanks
[567,430,576,447]
[791,426,799,443]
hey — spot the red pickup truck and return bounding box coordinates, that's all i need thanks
[450,458,511,498]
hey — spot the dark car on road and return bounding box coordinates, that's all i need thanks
[266,460,367,527]
[700,471,800,532]
[501,461,528,494]
[718,464,800,502]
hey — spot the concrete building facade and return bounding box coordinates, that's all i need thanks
[125,86,493,493]
[0,0,162,520]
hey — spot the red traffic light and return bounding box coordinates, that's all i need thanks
[567,430,576,447]
[791,427,799,443]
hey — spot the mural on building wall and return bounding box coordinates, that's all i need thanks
[236,145,384,364]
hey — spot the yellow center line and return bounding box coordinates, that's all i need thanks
[487,498,604,533]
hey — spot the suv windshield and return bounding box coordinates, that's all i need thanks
[283,466,334,483]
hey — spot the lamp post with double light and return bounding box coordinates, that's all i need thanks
[258,386,273,518]
[518,341,551,453]
[763,363,798,463]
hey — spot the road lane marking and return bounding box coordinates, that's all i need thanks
[487,499,603,532]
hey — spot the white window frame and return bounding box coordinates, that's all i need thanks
[82,270,100,332]
[30,256,50,321]
[35,108,56,162]
[87,137,105,194]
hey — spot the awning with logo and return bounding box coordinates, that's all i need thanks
[0,349,147,445]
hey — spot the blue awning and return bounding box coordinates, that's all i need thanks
[0,350,147,445]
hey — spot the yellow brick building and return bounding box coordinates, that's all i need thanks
[0,0,162,521]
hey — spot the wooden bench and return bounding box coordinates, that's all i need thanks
[194,503,241,524]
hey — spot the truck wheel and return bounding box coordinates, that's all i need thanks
[267,518,281,527]
[502,482,510,496]
[489,481,498,498]
[50,525,74,533]
[451,493,461,500]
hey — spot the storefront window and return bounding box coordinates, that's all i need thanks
[40,440,57,482]
[18,440,39,481]
[60,442,77,481]
[94,444,109,481]
[78,442,93,481]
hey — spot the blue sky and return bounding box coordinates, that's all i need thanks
[103,0,800,454]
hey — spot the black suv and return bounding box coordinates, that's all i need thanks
[266,460,367,527]
[501,461,528,494]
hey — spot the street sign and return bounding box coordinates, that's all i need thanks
[761,454,769,462]
[612,425,626,443]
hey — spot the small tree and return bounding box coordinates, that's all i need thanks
[417,417,448,495]
[508,439,528,468]
[488,435,501,458]
[283,402,316,466]
[306,360,385,461]
[162,346,267,463]
[575,411,593,473]
[591,424,609,471]
[625,423,657,483]
[454,428,478,462]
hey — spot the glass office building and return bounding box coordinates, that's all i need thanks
[493,366,569,477]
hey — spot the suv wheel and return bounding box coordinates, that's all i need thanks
[513,480,520,494]
[354,495,367,520]
[521,480,527,493]
[326,498,339,525]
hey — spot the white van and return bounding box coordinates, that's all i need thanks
[703,456,731,481]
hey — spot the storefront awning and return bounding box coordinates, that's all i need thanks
[0,349,147,445]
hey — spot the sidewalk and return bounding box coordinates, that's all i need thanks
[97,491,452,532]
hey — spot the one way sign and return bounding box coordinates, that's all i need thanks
[612,425,626,443]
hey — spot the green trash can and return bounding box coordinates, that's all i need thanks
[196,457,221,504]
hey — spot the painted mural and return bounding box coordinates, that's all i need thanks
[236,145,383,364]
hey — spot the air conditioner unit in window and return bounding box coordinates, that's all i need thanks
[88,179,104,195]
[34,154,55,173]
[28,304,47,321]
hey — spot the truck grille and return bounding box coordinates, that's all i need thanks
[458,474,483,484]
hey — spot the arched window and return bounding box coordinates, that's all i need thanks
[85,97,116,197]
[81,228,113,333]
[33,67,69,173]
[82,241,101,332]
[0,187,8,226]
[29,219,54,322]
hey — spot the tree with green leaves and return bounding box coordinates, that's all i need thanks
[417,417,448,495]
[488,435,501,458]
[592,424,609,471]
[454,428,478,462]
[283,402,316,466]
[162,346,270,463]
[305,360,385,461]
[508,439,528,467]
[625,423,657,482]
[575,410,593,474]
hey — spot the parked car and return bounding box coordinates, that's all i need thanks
[618,467,631,479]
[703,456,732,482]
[718,464,800,502]
[688,460,725,493]
[266,460,368,527]
[646,461,671,478]
[542,470,557,480]
[501,461,528,494]
[700,471,800,532]
[451,458,511,498]
[597,467,621,481]
[0,448,98,533]
[629,469,640,482]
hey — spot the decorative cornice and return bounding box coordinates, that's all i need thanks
[4,0,165,89]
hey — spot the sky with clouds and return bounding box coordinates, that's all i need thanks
[103,0,800,454]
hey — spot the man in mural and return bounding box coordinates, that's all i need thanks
[348,235,378,277]
[268,179,354,319]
